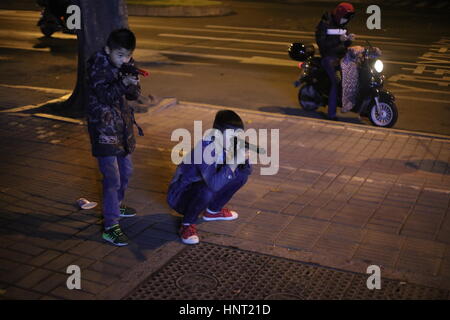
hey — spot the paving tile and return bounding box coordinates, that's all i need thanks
[0,248,33,264]
[88,261,128,277]
[2,286,43,300]
[332,204,375,228]
[28,250,62,267]
[9,242,46,256]
[235,212,291,245]
[32,272,67,294]
[197,220,242,236]
[401,238,446,258]
[50,286,95,300]
[396,253,441,275]
[81,269,118,287]
[44,253,80,273]
[275,217,329,250]
[281,202,306,216]
[16,268,54,289]
[0,263,35,285]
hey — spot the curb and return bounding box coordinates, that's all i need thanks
[180,100,450,142]
[127,4,233,17]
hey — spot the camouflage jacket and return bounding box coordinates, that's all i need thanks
[86,48,141,157]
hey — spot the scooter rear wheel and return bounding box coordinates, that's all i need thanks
[298,83,322,111]
[368,98,398,128]
[40,24,57,37]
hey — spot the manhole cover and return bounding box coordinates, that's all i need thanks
[125,243,449,300]
[176,273,218,293]
[264,293,303,300]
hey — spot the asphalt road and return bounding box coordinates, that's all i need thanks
[0,0,449,135]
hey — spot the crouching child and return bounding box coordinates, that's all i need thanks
[167,110,252,244]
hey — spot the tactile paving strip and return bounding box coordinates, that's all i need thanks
[125,242,449,300]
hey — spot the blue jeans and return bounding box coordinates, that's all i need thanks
[175,171,249,224]
[321,56,340,118]
[97,155,133,228]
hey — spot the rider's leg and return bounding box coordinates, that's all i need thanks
[321,56,340,119]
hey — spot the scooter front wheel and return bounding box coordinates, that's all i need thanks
[368,98,398,128]
[298,83,322,111]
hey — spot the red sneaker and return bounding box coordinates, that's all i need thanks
[179,224,199,245]
[203,208,238,221]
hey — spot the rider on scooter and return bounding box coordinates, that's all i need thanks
[315,2,355,121]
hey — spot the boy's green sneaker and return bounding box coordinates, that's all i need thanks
[102,224,128,246]
[119,205,137,218]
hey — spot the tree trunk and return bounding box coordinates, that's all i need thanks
[63,0,128,117]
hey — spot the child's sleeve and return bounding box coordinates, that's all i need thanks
[197,162,235,193]
[238,159,252,175]
[88,56,129,107]
[125,82,141,101]
[193,140,235,192]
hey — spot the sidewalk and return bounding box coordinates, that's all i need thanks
[0,97,449,299]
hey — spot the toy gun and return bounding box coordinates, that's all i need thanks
[233,137,266,155]
[120,63,149,78]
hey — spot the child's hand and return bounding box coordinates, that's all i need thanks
[122,75,139,87]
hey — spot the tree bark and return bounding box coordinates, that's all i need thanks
[63,0,128,116]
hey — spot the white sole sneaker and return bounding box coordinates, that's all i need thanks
[203,211,238,221]
[181,235,199,245]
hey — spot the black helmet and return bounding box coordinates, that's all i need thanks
[288,43,315,61]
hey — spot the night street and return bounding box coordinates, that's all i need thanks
[0,0,450,304]
[1,0,450,134]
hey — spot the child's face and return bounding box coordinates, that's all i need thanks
[105,46,133,68]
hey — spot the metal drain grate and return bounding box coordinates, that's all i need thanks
[125,242,449,300]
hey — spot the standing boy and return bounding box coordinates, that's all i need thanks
[86,28,143,246]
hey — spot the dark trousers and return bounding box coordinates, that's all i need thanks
[321,56,340,118]
[176,171,249,224]
[97,154,133,228]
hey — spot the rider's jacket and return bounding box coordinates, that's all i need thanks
[315,12,352,58]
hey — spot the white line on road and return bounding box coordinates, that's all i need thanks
[205,25,403,41]
[384,60,450,69]
[395,95,450,104]
[132,23,316,40]
[0,84,71,94]
[137,38,292,56]
[389,82,450,95]
[0,30,76,39]
[158,50,297,67]
[0,93,71,113]
[158,33,296,46]
[32,113,84,125]
[0,44,49,52]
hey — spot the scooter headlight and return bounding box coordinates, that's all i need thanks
[374,59,384,73]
